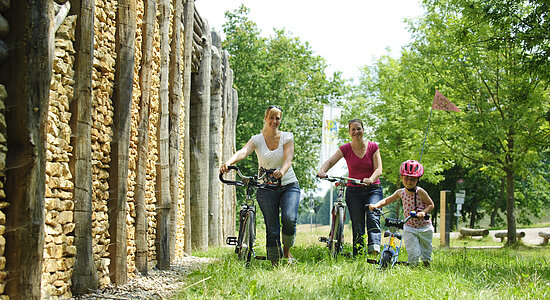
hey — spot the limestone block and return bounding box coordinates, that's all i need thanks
[64,245,76,256]
[0,256,4,269]
[43,259,58,273]
[0,84,6,100]
[0,225,4,235]
[62,223,75,235]
[45,210,59,226]
[58,211,73,224]
[45,198,61,211]
[45,223,63,236]
[0,282,4,294]
[0,209,4,224]
[45,244,63,259]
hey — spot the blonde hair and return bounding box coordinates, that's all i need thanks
[262,105,283,132]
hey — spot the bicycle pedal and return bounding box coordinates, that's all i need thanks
[255,255,267,260]
[318,237,329,243]
[226,236,237,246]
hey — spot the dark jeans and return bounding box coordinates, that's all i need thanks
[256,182,301,263]
[345,186,383,255]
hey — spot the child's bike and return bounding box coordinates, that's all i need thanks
[369,208,430,269]
[318,175,368,259]
[220,166,278,266]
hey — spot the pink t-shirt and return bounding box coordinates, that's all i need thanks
[339,142,380,187]
[401,189,432,228]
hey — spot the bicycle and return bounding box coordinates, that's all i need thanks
[318,175,368,259]
[369,208,430,269]
[220,166,278,266]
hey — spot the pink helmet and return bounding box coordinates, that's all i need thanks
[400,160,424,177]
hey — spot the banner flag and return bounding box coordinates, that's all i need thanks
[433,89,460,112]
[320,105,346,175]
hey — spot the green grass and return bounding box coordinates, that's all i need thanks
[171,227,550,299]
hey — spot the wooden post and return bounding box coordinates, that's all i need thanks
[134,0,157,275]
[221,52,234,240]
[190,19,211,251]
[108,0,136,285]
[70,0,99,294]
[168,0,184,260]
[182,0,194,255]
[3,1,53,298]
[208,32,223,247]
[156,0,172,270]
[440,190,447,247]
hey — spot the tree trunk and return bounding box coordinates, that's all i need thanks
[70,0,99,294]
[134,0,157,275]
[505,133,516,245]
[490,177,506,227]
[3,2,53,298]
[156,0,172,269]
[168,0,183,260]
[108,0,136,285]
[208,32,223,247]
[190,19,211,251]
[182,0,194,255]
[468,197,478,228]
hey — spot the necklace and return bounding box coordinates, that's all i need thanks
[263,130,280,139]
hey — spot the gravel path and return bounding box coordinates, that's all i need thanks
[73,256,216,300]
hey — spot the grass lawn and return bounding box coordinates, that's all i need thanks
[171,225,550,299]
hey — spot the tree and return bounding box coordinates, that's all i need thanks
[408,0,550,243]
[222,6,348,199]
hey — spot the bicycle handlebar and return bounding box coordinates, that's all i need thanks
[219,165,244,186]
[370,208,430,220]
[318,175,369,186]
[219,166,280,188]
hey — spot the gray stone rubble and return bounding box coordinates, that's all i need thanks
[73,256,216,300]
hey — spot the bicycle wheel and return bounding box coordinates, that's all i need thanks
[244,211,255,264]
[379,250,393,269]
[330,206,345,259]
[237,211,252,260]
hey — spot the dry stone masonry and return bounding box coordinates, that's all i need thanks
[0,0,237,299]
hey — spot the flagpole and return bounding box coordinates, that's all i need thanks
[419,107,433,163]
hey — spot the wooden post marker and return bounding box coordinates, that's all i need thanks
[440,190,446,247]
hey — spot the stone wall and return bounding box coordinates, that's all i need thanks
[0,0,8,298]
[0,1,236,298]
[41,15,78,299]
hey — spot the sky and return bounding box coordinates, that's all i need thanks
[195,0,425,81]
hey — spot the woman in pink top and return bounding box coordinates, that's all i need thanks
[317,119,383,256]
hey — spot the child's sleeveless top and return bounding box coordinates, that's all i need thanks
[401,189,432,228]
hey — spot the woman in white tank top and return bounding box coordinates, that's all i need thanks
[220,105,300,265]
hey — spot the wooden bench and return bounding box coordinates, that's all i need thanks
[494,231,525,242]
[459,228,489,237]
[539,232,550,245]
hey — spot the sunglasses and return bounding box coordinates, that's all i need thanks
[268,105,283,112]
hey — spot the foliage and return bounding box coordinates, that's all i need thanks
[347,0,550,242]
[222,6,349,200]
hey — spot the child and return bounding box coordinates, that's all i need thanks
[368,160,434,266]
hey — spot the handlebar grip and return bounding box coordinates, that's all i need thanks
[219,165,242,185]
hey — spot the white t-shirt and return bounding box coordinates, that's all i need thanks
[251,132,298,186]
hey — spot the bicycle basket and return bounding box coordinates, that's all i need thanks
[385,217,405,229]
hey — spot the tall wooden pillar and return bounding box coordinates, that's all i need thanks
[107,0,136,285]
[2,1,54,298]
[70,0,99,294]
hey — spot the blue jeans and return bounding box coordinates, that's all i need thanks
[256,182,301,263]
[345,186,383,255]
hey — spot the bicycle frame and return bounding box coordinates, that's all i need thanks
[220,166,278,264]
[318,175,368,258]
[371,209,429,269]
